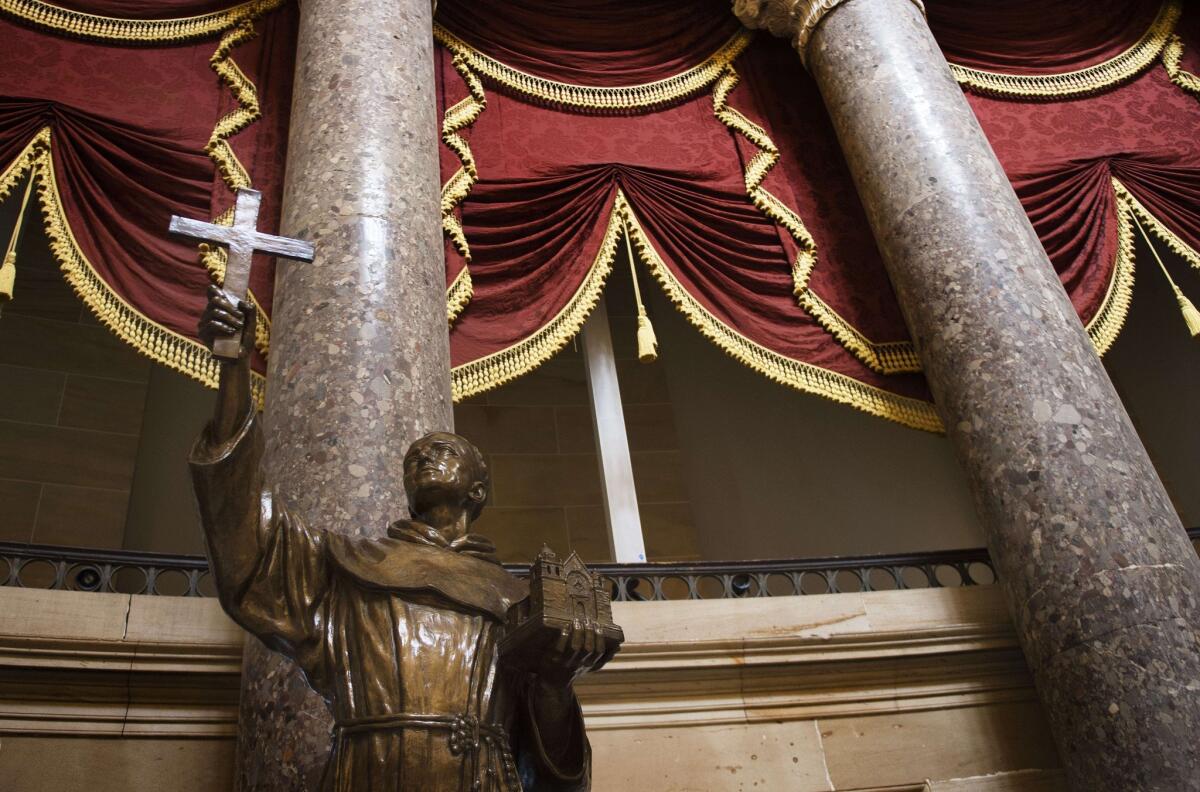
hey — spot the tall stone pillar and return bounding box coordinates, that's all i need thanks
[237,0,451,788]
[735,0,1200,788]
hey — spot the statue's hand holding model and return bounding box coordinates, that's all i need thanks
[191,286,617,791]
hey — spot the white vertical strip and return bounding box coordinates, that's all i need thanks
[581,297,648,563]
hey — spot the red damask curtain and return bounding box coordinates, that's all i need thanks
[0,0,296,392]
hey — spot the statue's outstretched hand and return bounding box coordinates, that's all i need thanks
[199,285,256,442]
[538,618,618,687]
[198,285,256,360]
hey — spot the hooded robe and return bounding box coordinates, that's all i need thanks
[190,412,590,792]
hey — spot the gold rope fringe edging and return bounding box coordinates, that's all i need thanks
[1113,177,1200,270]
[207,20,260,192]
[440,53,487,322]
[0,129,266,405]
[949,0,1180,99]
[433,23,753,113]
[712,65,921,375]
[450,203,622,401]
[617,193,942,433]
[1085,189,1136,357]
[1163,32,1200,96]
[200,12,272,355]
[446,265,472,325]
[0,0,284,43]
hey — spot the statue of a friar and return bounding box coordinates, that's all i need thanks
[188,286,617,791]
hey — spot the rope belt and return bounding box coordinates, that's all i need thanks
[335,713,518,789]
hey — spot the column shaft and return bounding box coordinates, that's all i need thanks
[237,0,451,787]
[775,0,1200,787]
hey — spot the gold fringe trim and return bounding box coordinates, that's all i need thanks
[206,20,260,193]
[447,265,472,325]
[1113,177,1200,270]
[433,23,754,113]
[1163,33,1200,96]
[441,53,487,267]
[1085,179,1200,355]
[1085,190,1136,357]
[949,0,1180,99]
[199,13,272,356]
[712,65,921,375]
[620,192,943,433]
[450,201,622,401]
[0,0,284,43]
[1,128,266,405]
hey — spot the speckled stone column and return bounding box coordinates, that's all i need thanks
[735,0,1200,788]
[236,0,451,788]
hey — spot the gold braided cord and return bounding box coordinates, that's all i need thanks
[1113,178,1200,270]
[1085,192,1136,357]
[712,65,921,375]
[949,0,1180,99]
[206,20,260,193]
[1163,33,1200,96]
[0,0,284,42]
[0,129,266,405]
[450,203,621,402]
[446,265,472,325]
[620,193,942,432]
[433,23,754,113]
[199,13,272,356]
[442,54,487,263]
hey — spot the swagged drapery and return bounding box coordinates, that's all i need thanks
[2,0,1198,432]
[0,0,296,399]
[437,0,1200,432]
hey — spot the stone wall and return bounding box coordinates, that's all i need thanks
[0,585,1065,791]
[460,270,699,563]
[0,222,150,549]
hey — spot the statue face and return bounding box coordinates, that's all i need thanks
[403,432,487,519]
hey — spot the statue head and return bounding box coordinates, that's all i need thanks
[402,432,490,523]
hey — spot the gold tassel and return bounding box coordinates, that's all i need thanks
[637,313,659,363]
[1132,210,1200,340]
[1,171,37,306]
[0,250,14,302]
[1174,286,1200,338]
[622,217,658,362]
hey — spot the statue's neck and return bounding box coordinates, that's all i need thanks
[410,506,471,543]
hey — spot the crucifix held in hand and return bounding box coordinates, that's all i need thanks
[170,187,315,360]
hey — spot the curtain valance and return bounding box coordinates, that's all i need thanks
[437,0,1200,432]
[0,0,294,399]
[3,0,1198,434]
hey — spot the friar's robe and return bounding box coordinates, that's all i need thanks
[190,412,590,792]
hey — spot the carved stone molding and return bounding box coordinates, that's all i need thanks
[732,0,925,64]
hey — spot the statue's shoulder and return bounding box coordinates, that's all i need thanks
[325,532,528,620]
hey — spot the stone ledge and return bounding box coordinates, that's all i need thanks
[0,585,1028,734]
[0,585,1063,789]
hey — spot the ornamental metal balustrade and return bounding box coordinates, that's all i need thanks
[2,531,1199,602]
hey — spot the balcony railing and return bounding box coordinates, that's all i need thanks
[2,529,1198,602]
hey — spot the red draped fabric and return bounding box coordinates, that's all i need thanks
[438,0,1200,431]
[4,0,1197,431]
[435,0,741,88]
[929,0,1162,73]
[0,0,295,387]
[437,0,938,429]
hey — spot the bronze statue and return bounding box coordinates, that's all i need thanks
[190,286,620,791]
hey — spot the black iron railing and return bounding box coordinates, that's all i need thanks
[2,530,1198,602]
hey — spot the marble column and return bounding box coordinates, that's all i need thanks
[735,0,1200,787]
[237,0,451,788]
